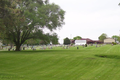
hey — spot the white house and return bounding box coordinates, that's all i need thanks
[75,40,86,45]
[104,38,115,44]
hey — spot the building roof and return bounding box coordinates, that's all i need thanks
[70,40,75,43]
[80,38,93,41]
[70,38,103,44]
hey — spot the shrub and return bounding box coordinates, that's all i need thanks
[112,42,117,45]
[85,44,87,47]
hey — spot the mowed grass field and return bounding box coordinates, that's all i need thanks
[0,45,120,80]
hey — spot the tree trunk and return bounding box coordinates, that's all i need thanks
[15,44,21,51]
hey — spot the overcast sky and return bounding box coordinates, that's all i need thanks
[49,0,120,44]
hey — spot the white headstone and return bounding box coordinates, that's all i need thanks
[0,40,2,49]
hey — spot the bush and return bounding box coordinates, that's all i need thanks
[112,42,117,45]
[85,44,87,47]
[71,43,74,46]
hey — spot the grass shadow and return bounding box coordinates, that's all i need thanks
[95,54,120,59]
[0,50,77,54]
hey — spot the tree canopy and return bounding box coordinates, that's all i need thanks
[50,33,59,45]
[0,0,65,51]
[98,33,107,41]
[118,3,120,6]
[73,36,82,40]
[112,35,120,42]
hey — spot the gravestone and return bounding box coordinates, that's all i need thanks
[77,47,79,49]
[0,41,2,49]
[8,48,11,51]
[82,45,84,48]
[23,47,25,50]
[96,45,97,48]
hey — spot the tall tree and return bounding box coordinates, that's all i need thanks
[112,35,120,42]
[45,33,59,45]
[0,0,17,31]
[0,0,65,51]
[25,39,41,45]
[118,3,120,5]
[73,36,82,40]
[51,33,59,44]
[98,33,107,41]
[64,37,70,45]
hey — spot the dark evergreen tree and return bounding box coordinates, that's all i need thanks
[64,37,70,45]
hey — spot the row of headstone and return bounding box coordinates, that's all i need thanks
[75,44,105,49]
[1,44,106,51]
[62,45,73,49]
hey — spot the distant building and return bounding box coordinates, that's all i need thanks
[72,38,103,45]
[104,38,115,44]
[70,40,75,44]
[80,38,103,44]
[75,40,86,45]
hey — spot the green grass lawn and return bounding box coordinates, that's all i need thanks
[0,45,120,80]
